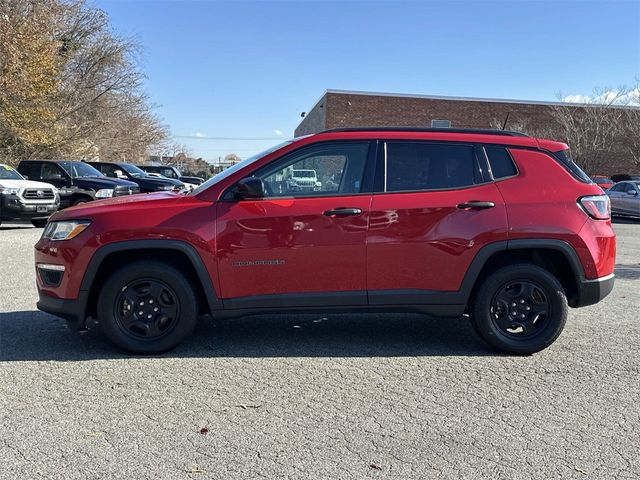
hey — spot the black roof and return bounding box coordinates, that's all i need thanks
[321,127,528,137]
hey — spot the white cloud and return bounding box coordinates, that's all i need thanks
[562,88,640,106]
[274,129,283,136]
[194,132,205,137]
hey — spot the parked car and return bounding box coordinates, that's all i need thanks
[591,176,614,190]
[144,172,196,191]
[606,181,640,218]
[611,174,640,183]
[139,165,204,186]
[87,161,184,193]
[17,160,139,208]
[35,128,615,355]
[0,163,59,227]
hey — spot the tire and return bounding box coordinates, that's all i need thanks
[97,260,199,354]
[31,219,47,228]
[471,264,568,354]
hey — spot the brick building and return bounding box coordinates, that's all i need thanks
[295,90,638,174]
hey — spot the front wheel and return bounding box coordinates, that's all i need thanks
[471,264,568,354]
[97,260,198,354]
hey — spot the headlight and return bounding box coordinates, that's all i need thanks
[95,189,114,198]
[159,185,174,191]
[42,220,91,241]
[0,187,20,195]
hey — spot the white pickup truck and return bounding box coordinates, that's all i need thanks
[0,164,60,227]
[286,169,322,192]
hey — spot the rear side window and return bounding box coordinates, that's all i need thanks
[485,146,517,179]
[385,142,481,192]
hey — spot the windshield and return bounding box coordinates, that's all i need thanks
[190,140,293,195]
[0,165,24,180]
[59,161,103,178]
[120,163,148,178]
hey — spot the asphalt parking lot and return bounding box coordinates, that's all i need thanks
[1,221,639,480]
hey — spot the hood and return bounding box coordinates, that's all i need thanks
[0,179,58,191]
[50,192,182,221]
[73,176,138,188]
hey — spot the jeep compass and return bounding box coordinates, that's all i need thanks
[34,128,616,354]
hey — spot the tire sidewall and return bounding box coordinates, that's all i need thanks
[472,264,568,354]
[97,262,198,354]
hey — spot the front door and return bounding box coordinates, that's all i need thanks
[216,141,374,308]
[366,141,508,303]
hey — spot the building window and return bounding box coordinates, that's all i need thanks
[431,119,451,128]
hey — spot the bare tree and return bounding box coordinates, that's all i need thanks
[0,0,168,165]
[548,87,637,174]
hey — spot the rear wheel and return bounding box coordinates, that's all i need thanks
[471,264,568,354]
[97,260,198,354]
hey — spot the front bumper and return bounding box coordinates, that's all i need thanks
[37,290,89,330]
[571,273,615,307]
[1,195,59,220]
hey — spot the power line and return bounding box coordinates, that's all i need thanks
[174,135,284,141]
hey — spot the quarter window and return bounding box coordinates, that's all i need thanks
[253,143,369,197]
[485,146,518,179]
[384,142,480,192]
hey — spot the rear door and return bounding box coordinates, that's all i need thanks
[366,141,508,304]
[216,141,375,308]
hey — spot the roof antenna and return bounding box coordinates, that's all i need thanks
[501,112,511,130]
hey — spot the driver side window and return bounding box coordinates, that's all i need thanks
[253,143,369,198]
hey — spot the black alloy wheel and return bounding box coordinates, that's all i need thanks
[114,278,180,340]
[471,264,568,354]
[97,260,199,354]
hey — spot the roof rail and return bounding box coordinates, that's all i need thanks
[321,127,529,137]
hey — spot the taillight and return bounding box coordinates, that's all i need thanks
[578,195,610,220]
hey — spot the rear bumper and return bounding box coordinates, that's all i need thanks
[571,273,615,308]
[37,290,88,330]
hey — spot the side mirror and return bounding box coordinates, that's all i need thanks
[105,172,116,178]
[234,177,265,200]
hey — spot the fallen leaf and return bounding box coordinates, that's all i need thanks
[574,466,588,475]
[187,468,206,474]
[199,427,209,435]
[236,404,261,410]
[369,463,382,470]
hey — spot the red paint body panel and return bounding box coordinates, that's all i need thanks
[215,196,371,298]
[366,183,507,291]
[499,149,615,279]
[35,193,221,299]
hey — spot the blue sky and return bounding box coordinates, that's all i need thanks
[96,0,640,161]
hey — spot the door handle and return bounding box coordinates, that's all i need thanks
[323,207,363,216]
[457,201,495,210]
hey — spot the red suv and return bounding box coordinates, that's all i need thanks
[34,128,616,354]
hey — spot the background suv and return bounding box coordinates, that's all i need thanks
[87,161,184,193]
[34,128,615,355]
[18,160,139,207]
[0,164,59,227]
